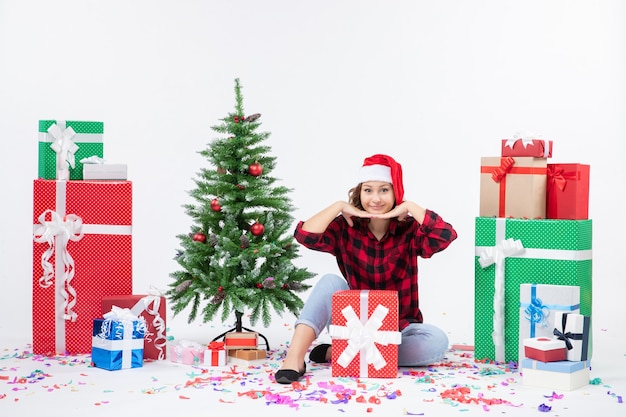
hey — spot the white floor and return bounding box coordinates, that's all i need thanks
[1,317,624,417]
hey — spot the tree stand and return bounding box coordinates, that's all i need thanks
[212,310,270,350]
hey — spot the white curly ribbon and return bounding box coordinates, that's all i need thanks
[33,209,84,323]
[129,286,167,360]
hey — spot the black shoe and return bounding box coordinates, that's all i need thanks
[309,343,331,363]
[274,362,306,384]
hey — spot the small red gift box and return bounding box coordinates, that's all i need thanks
[224,332,258,349]
[546,163,590,220]
[329,290,401,378]
[32,179,132,354]
[523,337,567,362]
[480,156,547,219]
[102,294,167,360]
[501,138,553,158]
[204,341,227,366]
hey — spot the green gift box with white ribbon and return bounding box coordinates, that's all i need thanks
[474,217,592,363]
[38,120,104,180]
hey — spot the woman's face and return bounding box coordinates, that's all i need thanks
[360,181,395,214]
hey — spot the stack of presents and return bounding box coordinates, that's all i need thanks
[31,119,264,371]
[475,134,592,390]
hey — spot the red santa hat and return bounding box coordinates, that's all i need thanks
[357,154,404,203]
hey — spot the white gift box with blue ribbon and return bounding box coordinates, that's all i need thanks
[92,307,146,371]
[518,283,580,363]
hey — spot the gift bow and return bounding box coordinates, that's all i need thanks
[477,237,525,362]
[208,341,225,350]
[48,122,79,172]
[477,238,524,269]
[330,304,402,371]
[33,209,84,321]
[547,165,579,192]
[104,305,138,321]
[504,131,541,149]
[553,314,583,351]
[177,340,203,350]
[524,295,550,330]
[491,157,515,183]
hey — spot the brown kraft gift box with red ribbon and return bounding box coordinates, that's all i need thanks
[228,349,267,360]
[224,332,258,349]
[546,163,590,220]
[102,294,167,360]
[32,179,133,355]
[480,156,547,219]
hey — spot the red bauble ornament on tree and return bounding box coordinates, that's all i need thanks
[248,162,263,177]
[250,221,265,236]
[192,232,207,243]
[210,198,221,212]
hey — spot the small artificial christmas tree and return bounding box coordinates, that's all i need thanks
[168,78,315,339]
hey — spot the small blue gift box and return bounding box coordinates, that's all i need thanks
[92,316,146,371]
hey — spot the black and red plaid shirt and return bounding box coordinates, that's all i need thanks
[294,209,457,330]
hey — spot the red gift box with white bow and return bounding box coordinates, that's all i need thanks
[329,290,401,378]
[102,293,167,360]
[32,179,132,354]
[501,137,553,158]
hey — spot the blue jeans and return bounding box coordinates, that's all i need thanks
[295,273,449,367]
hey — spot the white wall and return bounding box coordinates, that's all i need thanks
[1,1,624,344]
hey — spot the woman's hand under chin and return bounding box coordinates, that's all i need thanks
[340,204,372,227]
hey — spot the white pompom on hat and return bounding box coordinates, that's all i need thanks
[357,154,404,203]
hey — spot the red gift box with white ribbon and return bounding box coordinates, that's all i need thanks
[32,179,133,354]
[501,137,553,158]
[102,293,167,360]
[329,290,401,378]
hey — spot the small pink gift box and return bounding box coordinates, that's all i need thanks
[169,340,204,366]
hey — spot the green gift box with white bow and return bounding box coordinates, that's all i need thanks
[38,120,104,180]
[474,217,592,363]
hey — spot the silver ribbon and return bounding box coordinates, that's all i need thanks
[33,209,84,322]
[48,121,79,180]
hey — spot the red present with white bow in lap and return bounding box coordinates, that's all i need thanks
[329,290,401,378]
